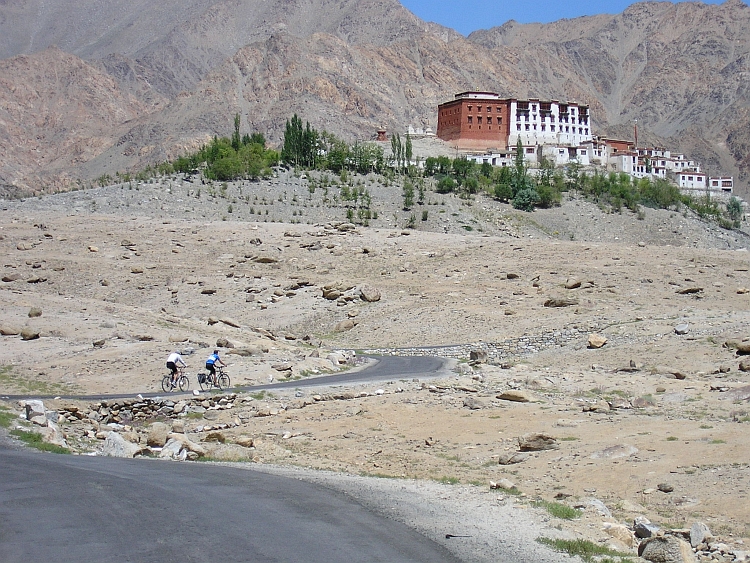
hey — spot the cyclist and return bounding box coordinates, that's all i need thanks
[205,349,226,385]
[166,351,187,388]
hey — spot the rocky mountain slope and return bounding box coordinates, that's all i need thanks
[0,0,749,196]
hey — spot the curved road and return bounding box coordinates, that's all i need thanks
[1,355,462,562]
[0,447,462,563]
[0,354,449,402]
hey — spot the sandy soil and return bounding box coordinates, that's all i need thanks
[2,176,750,561]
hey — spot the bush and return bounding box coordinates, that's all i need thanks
[536,183,561,208]
[512,188,539,211]
[494,183,513,202]
[436,176,456,194]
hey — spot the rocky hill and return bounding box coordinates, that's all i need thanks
[0,0,749,196]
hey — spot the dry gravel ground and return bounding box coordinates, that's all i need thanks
[2,175,750,562]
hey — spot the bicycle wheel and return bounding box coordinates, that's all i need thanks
[178,374,189,392]
[161,375,173,393]
[198,373,210,392]
[217,373,230,390]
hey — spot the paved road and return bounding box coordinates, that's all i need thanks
[0,447,462,563]
[0,354,448,402]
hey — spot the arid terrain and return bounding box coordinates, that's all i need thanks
[2,170,750,562]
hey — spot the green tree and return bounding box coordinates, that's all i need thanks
[403,180,415,210]
[405,133,413,167]
[232,113,241,151]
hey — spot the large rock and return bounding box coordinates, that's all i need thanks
[24,400,47,426]
[634,516,661,539]
[28,307,42,318]
[37,421,68,449]
[359,285,381,302]
[102,432,147,458]
[333,319,357,332]
[603,523,636,548]
[497,452,530,465]
[20,327,40,340]
[469,349,489,363]
[544,298,578,307]
[0,325,21,335]
[220,317,241,328]
[518,433,559,451]
[497,390,536,402]
[147,422,171,447]
[690,522,713,548]
[638,535,697,563]
[736,341,750,355]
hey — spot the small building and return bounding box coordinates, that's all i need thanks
[709,176,734,194]
[678,170,707,190]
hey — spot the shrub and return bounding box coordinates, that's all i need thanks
[512,188,539,211]
[436,176,456,194]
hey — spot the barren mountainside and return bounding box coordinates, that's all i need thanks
[0,0,748,196]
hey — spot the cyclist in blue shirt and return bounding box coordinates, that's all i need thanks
[205,349,226,385]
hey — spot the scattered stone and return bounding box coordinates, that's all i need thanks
[469,349,489,363]
[147,422,171,447]
[334,319,357,332]
[564,278,582,289]
[227,347,262,357]
[518,433,558,451]
[634,516,661,539]
[587,333,607,348]
[88,246,99,252]
[638,535,696,563]
[506,273,520,279]
[690,522,713,548]
[463,396,485,410]
[496,390,536,402]
[28,307,42,318]
[736,341,750,355]
[102,432,147,458]
[497,452,530,465]
[544,298,578,307]
[219,317,241,328]
[489,478,516,490]
[272,362,293,372]
[133,334,154,341]
[2,273,21,282]
[674,323,690,335]
[201,288,217,295]
[676,287,703,295]
[740,360,750,372]
[235,435,255,448]
[93,339,105,347]
[603,523,636,548]
[0,325,21,336]
[658,483,674,493]
[20,327,40,340]
[359,285,381,302]
[24,400,47,426]
[204,431,226,443]
[131,266,144,274]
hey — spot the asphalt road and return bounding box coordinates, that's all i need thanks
[0,354,448,402]
[0,447,462,563]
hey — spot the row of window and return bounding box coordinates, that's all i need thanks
[514,123,589,135]
[516,115,588,125]
[467,116,502,124]
[467,105,502,112]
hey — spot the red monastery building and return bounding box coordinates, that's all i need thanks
[437,92,591,151]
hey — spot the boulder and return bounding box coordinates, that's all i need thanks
[0,325,21,336]
[588,333,608,348]
[220,317,241,328]
[740,360,750,372]
[24,400,47,426]
[359,285,381,302]
[674,324,690,335]
[634,516,661,539]
[638,535,697,563]
[20,327,40,341]
[227,347,262,357]
[28,307,42,318]
[215,337,235,348]
[463,396,485,410]
[564,278,582,289]
[489,478,516,490]
[235,435,255,448]
[518,433,558,451]
[333,319,357,332]
[603,523,636,548]
[102,432,147,458]
[37,422,68,449]
[690,522,713,548]
[147,422,171,447]
[544,298,578,308]
[497,452,530,465]
[736,341,750,355]
[204,431,226,443]
[2,273,21,282]
[676,287,703,295]
[469,349,489,363]
[496,390,536,403]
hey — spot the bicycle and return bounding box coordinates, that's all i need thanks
[197,366,230,391]
[161,367,189,393]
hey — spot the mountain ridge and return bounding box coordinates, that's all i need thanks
[0,0,748,196]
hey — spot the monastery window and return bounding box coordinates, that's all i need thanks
[565,126,569,132]
[722,180,732,187]
[525,124,530,131]
[486,116,492,124]
[498,117,502,124]
[551,125,555,131]
[477,116,482,124]
[526,147,534,154]
[467,106,472,111]
[487,106,491,112]
[516,124,521,131]
[541,125,546,131]
[468,116,473,124]
[496,106,501,112]
[688,176,694,181]
[477,106,482,112]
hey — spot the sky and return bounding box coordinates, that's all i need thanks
[399,0,732,36]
